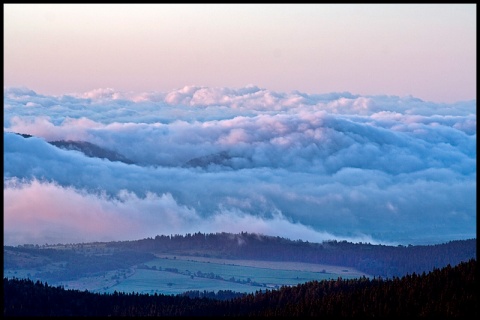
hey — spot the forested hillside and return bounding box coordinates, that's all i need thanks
[107,232,476,278]
[4,258,476,317]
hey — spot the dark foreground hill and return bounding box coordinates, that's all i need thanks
[4,258,476,317]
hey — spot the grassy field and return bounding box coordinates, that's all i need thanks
[97,255,368,295]
[157,254,368,276]
[4,253,370,296]
[105,269,263,295]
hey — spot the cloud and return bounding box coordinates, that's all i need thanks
[3,178,200,245]
[3,86,477,246]
[4,178,370,246]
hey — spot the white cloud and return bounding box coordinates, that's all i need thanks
[4,179,366,246]
[3,86,477,246]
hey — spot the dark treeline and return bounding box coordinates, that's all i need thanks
[180,289,246,301]
[107,232,476,278]
[4,259,476,317]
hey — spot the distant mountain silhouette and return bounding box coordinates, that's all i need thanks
[15,132,33,138]
[184,151,231,168]
[12,132,134,165]
[49,140,135,164]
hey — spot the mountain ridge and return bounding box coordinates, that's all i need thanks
[10,132,135,164]
[6,231,476,279]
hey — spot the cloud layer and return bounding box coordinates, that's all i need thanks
[3,86,476,246]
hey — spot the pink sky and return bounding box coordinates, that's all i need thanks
[4,4,476,103]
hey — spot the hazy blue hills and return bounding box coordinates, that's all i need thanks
[109,232,476,278]
[5,232,476,280]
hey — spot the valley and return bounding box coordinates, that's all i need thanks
[4,232,475,297]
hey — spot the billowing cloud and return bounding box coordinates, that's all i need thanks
[4,178,369,246]
[3,86,476,246]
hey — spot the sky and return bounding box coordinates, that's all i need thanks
[3,3,476,103]
[3,4,477,246]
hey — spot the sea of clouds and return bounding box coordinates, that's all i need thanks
[3,85,476,246]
